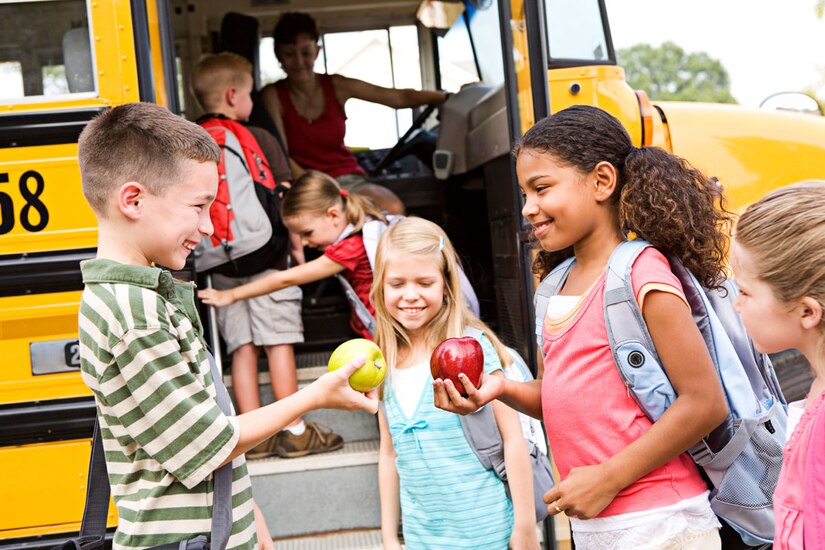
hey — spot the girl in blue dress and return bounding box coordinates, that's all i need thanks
[372,217,540,550]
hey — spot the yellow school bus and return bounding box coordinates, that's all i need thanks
[1,0,823,547]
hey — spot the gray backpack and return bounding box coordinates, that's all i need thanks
[534,239,787,546]
[460,327,555,522]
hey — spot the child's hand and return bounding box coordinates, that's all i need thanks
[544,463,621,520]
[198,287,235,307]
[432,372,502,415]
[310,354,379,414]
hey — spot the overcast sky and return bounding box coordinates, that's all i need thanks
[604,0,825,107]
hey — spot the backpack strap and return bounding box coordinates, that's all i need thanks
[333,217,394,338]
[533,257,575,358]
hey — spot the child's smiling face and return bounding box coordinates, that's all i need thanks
[517,149,602,252]
[285,207,345,250]
[138,159,217,269]
[383,252,445,338]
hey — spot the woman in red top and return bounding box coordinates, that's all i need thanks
[258,12,448,215]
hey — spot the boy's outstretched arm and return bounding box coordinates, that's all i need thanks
[433,374,543,420]
[221,355,378,466]
[198,255,343,307]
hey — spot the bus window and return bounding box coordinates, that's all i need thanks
[436,17,479,92]
[544,0,611,63]
[0,0,95,100]
[0,62,24,99]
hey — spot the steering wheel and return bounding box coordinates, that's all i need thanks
[368,102,439,177]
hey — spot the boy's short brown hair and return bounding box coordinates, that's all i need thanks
[190,52,253,113]
[77,102,220,216]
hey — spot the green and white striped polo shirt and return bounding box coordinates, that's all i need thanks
[78,259,256,550]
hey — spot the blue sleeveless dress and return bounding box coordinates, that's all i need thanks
[383,335,513,549]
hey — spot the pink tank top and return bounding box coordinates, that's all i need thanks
[275,74,365,178]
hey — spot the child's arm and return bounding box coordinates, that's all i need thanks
[544,290,728,520]
[221,356,378,465]
[433,374,544,420]
[289,231,305,265]
[378,408,402,550]
[491,384,540,550]
[252,501,274,550]
[198,255,344,307]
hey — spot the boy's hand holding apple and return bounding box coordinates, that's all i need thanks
[313,353,379,414]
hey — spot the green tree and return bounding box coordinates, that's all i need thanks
[617,41,736,104]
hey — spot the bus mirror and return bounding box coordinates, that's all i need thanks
[417,1,464,32]
[759,92,823,116]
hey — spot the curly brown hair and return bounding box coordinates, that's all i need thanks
[513,105,733,289]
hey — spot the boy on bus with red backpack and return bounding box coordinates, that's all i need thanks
[190,52,344,459]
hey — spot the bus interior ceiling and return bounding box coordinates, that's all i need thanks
[173,0,524,350]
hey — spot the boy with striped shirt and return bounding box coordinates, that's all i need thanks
[76,103,377,550]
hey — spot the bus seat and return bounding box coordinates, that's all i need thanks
[219,12,288,159]
[62,27,94,93]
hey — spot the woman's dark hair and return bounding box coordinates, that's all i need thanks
[513,105,733,289]
[272,12,320,49]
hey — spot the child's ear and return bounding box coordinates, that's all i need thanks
[593,161,618,203]
[226,86,237,107]
[116,182,146,220]
[798,296,823,330]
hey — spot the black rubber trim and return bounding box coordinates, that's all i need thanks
[0,248,95,298]
[0,397,96,447]
[130,0,156,102]
[157,0,181,114]
[0,108,106,149]
[0,529,114,550]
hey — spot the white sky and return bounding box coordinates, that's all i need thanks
[604,0,825,107]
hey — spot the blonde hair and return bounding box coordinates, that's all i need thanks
[77,102,220,217]
[282,170,386,230]
[371,217,511,375]
[190,52,253,113]
[735,180,825,346]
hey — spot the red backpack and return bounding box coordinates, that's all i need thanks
[195,116,290,277]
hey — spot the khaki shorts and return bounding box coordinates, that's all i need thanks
[335,172,371,192]
[211,269,304,354]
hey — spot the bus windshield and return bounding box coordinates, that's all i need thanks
[544,0,613,65]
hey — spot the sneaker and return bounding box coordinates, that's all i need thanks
[273,422,344,458]
[246,435,279,460]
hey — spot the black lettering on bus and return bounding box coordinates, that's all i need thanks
[0,170,50,235]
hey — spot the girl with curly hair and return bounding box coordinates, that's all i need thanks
[434,105,732,549]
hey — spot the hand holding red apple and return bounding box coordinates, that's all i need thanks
[429,336,484,396]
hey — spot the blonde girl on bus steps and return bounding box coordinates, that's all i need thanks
[731,181,825,550]
[198,170,385,340]
[372,217,540,550]
[434,105,731,549]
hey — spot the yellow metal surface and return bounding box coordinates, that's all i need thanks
[0,291,89,404]
[0,144,97,255]
[547,65,642,145]
[0,441,116,533]
[652,101,825,211]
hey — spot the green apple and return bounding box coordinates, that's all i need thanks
[327,338,386,392]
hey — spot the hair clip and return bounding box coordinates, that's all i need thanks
[339,188,349,197]
[439,236,445,250]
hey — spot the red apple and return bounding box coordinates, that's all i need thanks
[430,337,484,396]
